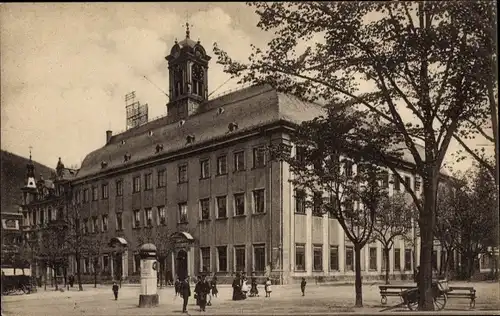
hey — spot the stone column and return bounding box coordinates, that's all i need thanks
[305,208,312,275]
[322,214,329,275]
[338,222,345,273]
[188,247,194,279]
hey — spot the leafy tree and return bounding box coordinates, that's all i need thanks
[214,2,493,309]
[371,192,414,284]
[86,233,106,288]
[137,227,174,288]
[38,221,67,290]
[270,110,387,307]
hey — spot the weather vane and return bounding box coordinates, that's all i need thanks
[29,145,33,160]
[184,11,192,39]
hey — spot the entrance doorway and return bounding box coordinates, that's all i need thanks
[176,250,188,280]
[113,253,122,281]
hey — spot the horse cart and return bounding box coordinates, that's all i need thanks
[380,279,451,311]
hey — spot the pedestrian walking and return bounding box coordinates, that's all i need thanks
[180,276,191,313]
[194,275,211,312]
[265,277,272,298]
[112,282,119,300]
[211,275,218,298]
[250,272,259,297]
[175,277,181,296]
[300,277,306,296]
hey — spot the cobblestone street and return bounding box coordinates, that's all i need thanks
[2,281,499,315]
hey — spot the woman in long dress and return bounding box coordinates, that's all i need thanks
[232,273,244,300]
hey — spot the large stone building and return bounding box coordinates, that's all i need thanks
[60,27,439,285]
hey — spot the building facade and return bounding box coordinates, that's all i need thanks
[19,29,460,285]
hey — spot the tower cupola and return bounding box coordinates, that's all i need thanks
[165,22,211,122]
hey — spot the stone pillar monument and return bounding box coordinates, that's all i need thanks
[138,243,159,308]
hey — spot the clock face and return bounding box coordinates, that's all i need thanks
[192,65,204,81]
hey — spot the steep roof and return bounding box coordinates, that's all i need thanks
[75,84,325,180]
[75,84,426,180]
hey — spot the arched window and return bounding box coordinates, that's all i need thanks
[192,64,204,97]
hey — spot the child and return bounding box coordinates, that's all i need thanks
[300,277,306,296]
[241,277,249,298]
[250,273,259,297]
[112,282,119,300]
[264,277,272,298]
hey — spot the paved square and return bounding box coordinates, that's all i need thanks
[2,281,499,315]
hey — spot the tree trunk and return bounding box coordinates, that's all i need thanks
[418,168,438,311]
[354,244,363,307]
[75,252,83,291]
[159,258,163,289]
[94,270,97,288]
[54,267,58,291]
[384,247,390,285]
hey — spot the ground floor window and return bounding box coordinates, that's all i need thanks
[313,245,323,271]
[254,244,266,272]
[217,246,227,272]
[295,244,305,271]
[394,248,401,271]
[330,246,339,271]
[102,255,109,273]
[234,246,246,272]
[345,246,354,271]
[369,247,377,271]
[405,249,413,271]
[200,247,210,273]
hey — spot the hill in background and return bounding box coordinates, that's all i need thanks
[1,150,54,213]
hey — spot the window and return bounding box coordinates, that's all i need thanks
[134,253,141,274]
[295,244,305,271]
[393,174,400,191]
[440,250,447,272]
[92,187,98,201]
[102,215,108,232]
[234,246,246,272]
[234,151,245,171]
[253,189,265,214]
[405,249,412,271]
[116,180,123,196]
[217,155,227,175]
[133,176,141,193]
[313,191,323,216]
[200,198,210,220]
[313,245,323,271]
[217,246,227,272]
[394,248,401,270]
[145,208,153,227]
[75,190,81,203]
[200,159,210,179]
[200,247,211,272]
[345,160,353,177]
[217,196,227,218]
[178,164,188,183]
[179,203,188,223]
[369,247,377,271]
[145,173,153,190]
[116,212,123,231]
[330,246,339,271]
[414,177,421,192]
[83,189,89,202]
[345,246,354,271]
[404,176,411,191]
[234,193,245,216]
[83,218,88,234]
[295,189,306,214]
[382,171,389,188]
[39,209,44,225]
[57,207,63,220]
[157,170,166,188]
[254,244,266,272]
[133,210,141,228]
[102,183,109,199]
[296,146,306,163]
[92,217,99,233]
[47,208,52,222]
[253,147,266,168]
[158,205,167,225]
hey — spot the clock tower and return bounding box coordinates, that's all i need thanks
[165,23,211,122]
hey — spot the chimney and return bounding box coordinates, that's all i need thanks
[106,130,113,144]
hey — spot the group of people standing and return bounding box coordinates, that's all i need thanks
[232,272,272,300]
[174,275,218,313]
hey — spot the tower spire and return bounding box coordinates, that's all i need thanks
[25,146,36,188]
[185,21,190,39]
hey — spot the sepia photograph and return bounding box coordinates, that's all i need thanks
[1,2,498,315]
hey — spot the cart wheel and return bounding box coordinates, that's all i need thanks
[470,298,476,309]
[407,300,418,311]
[433,292,447,311]
[381,296,387,305]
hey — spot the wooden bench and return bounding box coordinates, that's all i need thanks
[379,285,416,305]
[448,286,477,308]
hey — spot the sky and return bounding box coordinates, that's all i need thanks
[0,3,494,173]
